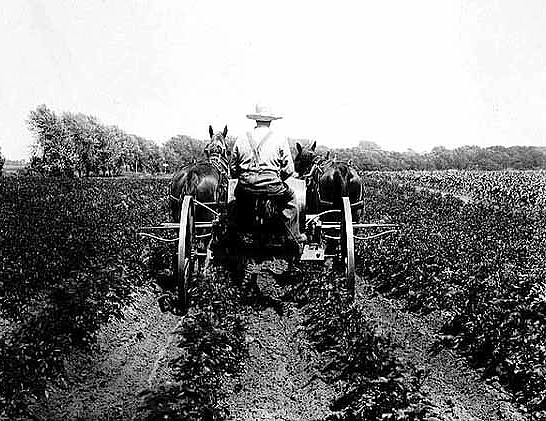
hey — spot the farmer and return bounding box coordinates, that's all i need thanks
[230,104,304,247]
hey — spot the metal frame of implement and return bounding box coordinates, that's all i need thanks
[140,195,398,311]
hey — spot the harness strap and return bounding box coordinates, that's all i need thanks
[246,130,272,169]
[306,158,364,210]
[170,154,230,204]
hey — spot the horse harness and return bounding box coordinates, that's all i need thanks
[302,157,364,210]
[169,154,230,205]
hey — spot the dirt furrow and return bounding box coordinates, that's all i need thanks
[28,271,529,421]
[355,278,527,421]
[220,304,335,421]
[32,288,179,421]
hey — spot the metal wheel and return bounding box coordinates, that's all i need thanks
[341,197,355,298]
[177,195,195,312]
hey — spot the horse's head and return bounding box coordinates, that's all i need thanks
[294,140,317,177]
[205,125,229,160]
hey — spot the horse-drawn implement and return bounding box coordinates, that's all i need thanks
[140,129,397,315]
[141,178,397,315]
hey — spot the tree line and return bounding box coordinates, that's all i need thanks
[0,146,5,173]
[332,141,546,171]
[27,105,213,177]
[25,105,546,177]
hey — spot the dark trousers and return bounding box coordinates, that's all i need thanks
[235,173,301,241]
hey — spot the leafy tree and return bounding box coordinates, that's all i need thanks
[358,140,383,151]
[62,112,101,176]
[28,105,77,176]
[0,146,5,174]
[328,144,546,171]
[100,125,128,175]
[27,105,165,177]
[162,135,204,172]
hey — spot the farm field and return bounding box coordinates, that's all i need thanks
[358,170,546,418]
[0,177,170,417]
[375,169,546,212]
[1,161,26,176]
[0,172,544,420]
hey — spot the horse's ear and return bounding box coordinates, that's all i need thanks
[296,142,302,155]
[209,125,214,139]
[311,140,316,151]
[222,125,228,139]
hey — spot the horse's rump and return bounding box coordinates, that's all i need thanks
[318,162,363,220]
[319,164,361,203]
[169,163,223,222]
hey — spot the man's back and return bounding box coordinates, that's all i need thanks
[231,126,294,181]
[229,104,303,243]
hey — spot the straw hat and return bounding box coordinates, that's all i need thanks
[246,104,283,121]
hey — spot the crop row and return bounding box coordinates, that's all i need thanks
[0,177,170,416]
[139,267,247,420]
[291,271,433,420]
[141,252,434,420]
[356,175,546,416]
[374,169,546,213]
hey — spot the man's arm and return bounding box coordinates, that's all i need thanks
[279,138,294,181]
[230,142,240,178]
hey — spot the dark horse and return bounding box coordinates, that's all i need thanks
[294,141,363,220]
[169,125,230,222]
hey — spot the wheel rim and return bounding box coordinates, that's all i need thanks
[341,197,355,298]
[177,196,195,311]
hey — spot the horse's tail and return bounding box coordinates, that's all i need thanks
[182,169,200,197]
[333,166,348,208]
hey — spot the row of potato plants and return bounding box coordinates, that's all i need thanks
[375,169,546,213]
[356,175,546,417]
[0,177,170,416]
[138,265,248,420]
[286,269,436,420]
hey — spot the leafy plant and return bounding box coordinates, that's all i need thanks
[0,177,170,415]
[355,174,546,415]
[295,272,430,420]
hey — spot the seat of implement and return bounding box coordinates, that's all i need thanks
[212,192,300,259]
[233,191,285,233]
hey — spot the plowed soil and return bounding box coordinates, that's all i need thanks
[31,287,180,420]
[355,279,526,421]
[33,272,529,421]
[220,305,335,420]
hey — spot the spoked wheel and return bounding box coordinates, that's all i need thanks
[177,195,195,313]
[340,197,356,298]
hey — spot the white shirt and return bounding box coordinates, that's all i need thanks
[231,126,294,181]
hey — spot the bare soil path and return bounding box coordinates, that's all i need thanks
[355,278,528,421]
[32,287,180,421]
[31,271,529,421]
[220,303,335,421]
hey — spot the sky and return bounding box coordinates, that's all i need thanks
[1,0,546,160]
